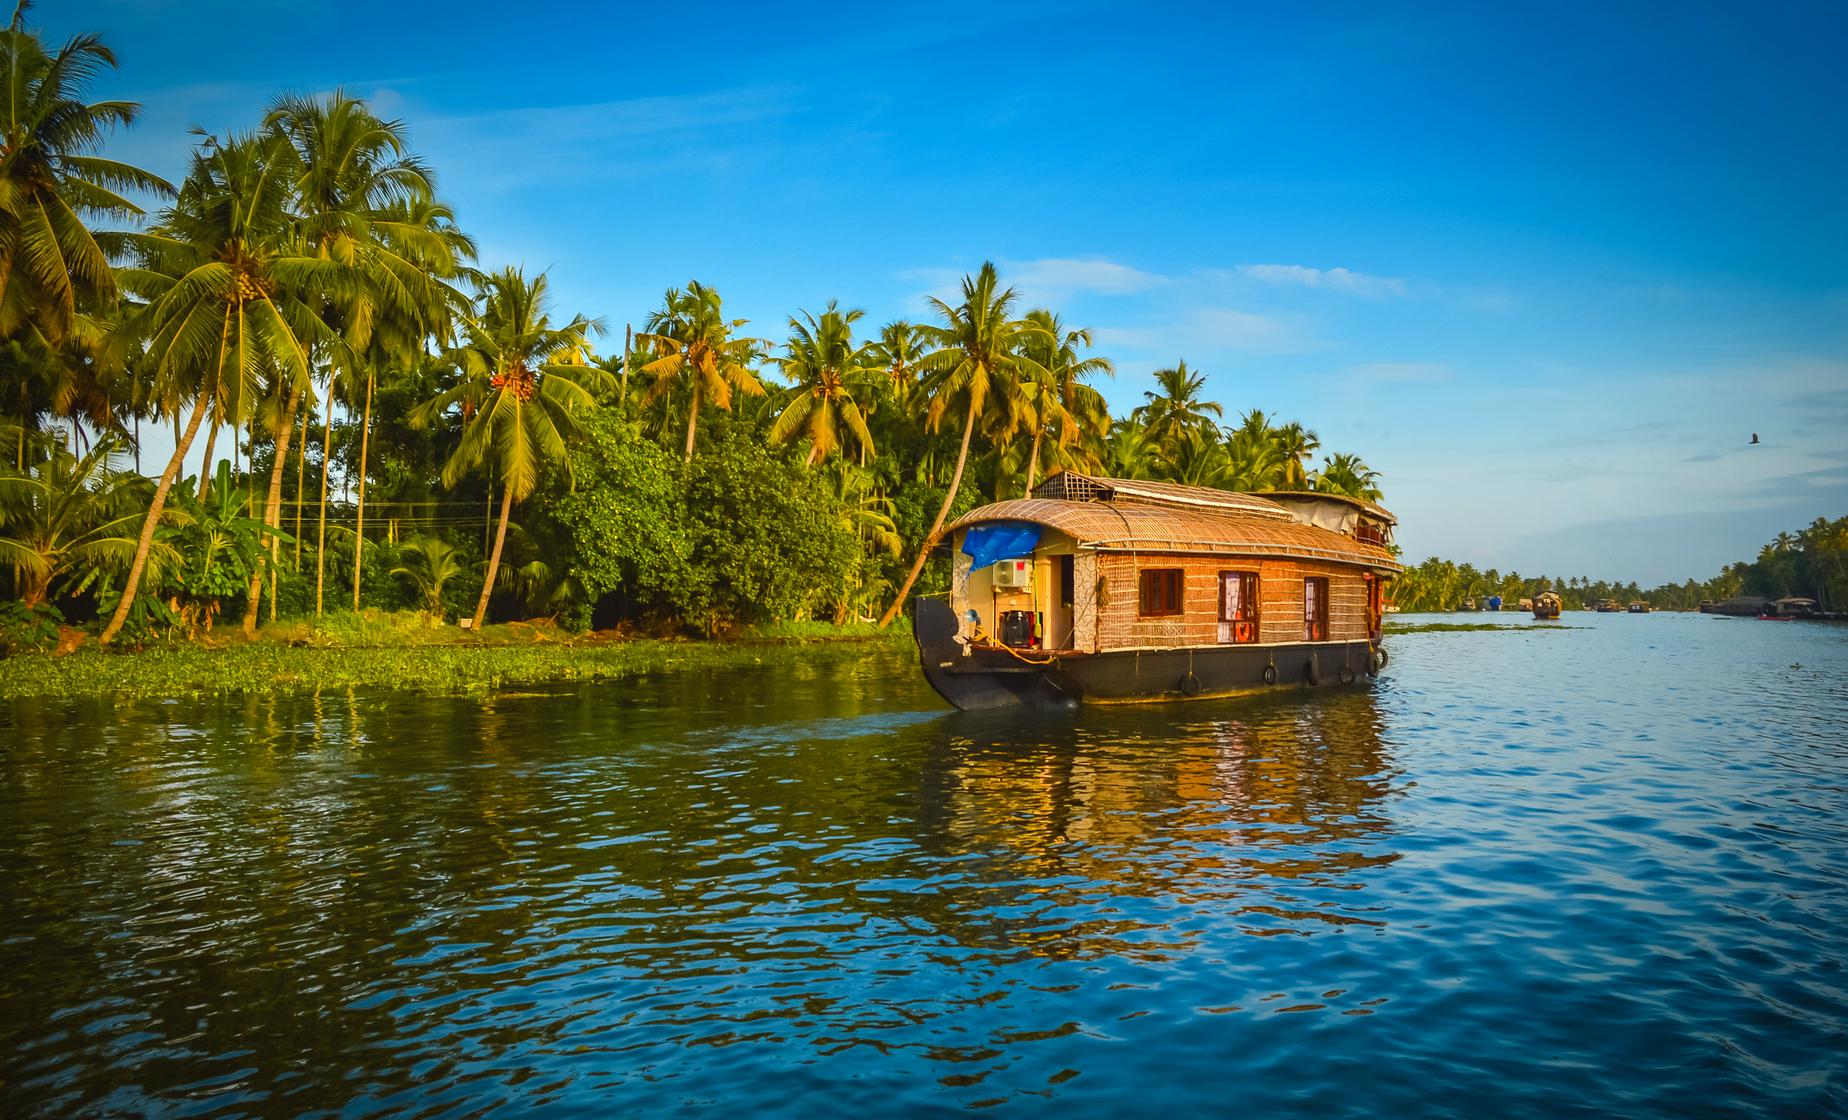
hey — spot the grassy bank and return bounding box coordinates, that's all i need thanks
[1385,620,1586,634]
[0,612,913,701]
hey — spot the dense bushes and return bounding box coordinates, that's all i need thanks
[553,414,860,634]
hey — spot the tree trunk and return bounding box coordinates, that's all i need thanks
[196,417,220,500]
[473,486,515,631]
[351,369,374,612]
[683,389,701,462]
[1024,419,1044,496]
[293,398,308,567]
[243,386,300,635]
[879,396,977,628]
[101,393,211,645]
[314,387,336,615]
[621,324,631,407]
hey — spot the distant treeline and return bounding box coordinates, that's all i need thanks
[1390,516,1848,612]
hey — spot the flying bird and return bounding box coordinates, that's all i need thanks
[1750,433,1760,445]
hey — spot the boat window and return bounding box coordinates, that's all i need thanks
[1304,577,1329,641]
[1218,571,1258,643]
[1138,568,1184,617]
[1058,555,1075,608]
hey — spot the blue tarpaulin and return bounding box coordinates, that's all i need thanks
[961,522,1042,569]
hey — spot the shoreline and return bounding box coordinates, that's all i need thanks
[0,614,914,702]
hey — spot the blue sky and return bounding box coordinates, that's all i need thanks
[55,1,1848,584]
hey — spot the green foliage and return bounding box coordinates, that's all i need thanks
[0,600,63,654]
[1389,515,1848,613]
[551,410,688,613]
[391,536,464,617]
[676,424,862,632]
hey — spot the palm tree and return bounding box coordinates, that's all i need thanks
[100,130,338,645]
[1135,361,1221,461]
[0,13,171,352]
[1271,421,1320,489]
[878,261,1048,627]
[264,92,473,615]
[1223,410,1287,491]
[1106,416,1161,479]
[0,425,170,607]
[866,319,925,404]
[390,536,462,619]
[1016,309,1112,492]
[1316,452,1383,501]
[409,267,606,630]
[767,300,876,465]
[636,281,765,461]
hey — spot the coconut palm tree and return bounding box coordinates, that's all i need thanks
[100,130,339,645]
[1135,361,1221,461]
[0,14,170,353]
[1018,309,1112,490]
[767,300,876,465]
[409,266,607,630]
[1272,421,1320,489]
[1106,416,1161,479]
[878,261,1048,627]
[1223,410,1287,491]
[866,319,925,404]
[1316,452,1383,501]
[0,425,169,607]
[264,92,473,614]
[636,281,764,461]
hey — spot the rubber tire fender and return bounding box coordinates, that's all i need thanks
[1306,654,1321,686]
[1338,666,1357,685]
[1179,672,1203,697]
[1261,664,1279,685]
[1373,646,1389,672]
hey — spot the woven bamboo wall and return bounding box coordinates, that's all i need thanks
[1091,552,1370,650]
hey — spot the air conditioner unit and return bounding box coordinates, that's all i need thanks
[992,559,1033,589]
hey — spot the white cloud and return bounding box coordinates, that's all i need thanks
[896,257,1168,307]
[1236,263,1408,298]
[1003,257,1168,297]
[1095,306,1315,356]
[414,86,795,192]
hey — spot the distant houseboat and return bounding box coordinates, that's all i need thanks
[1627,601,1650,614]
[912,473,1402,710]
[1533,592,1562,620]
[1707,595,1773,617]
[1595,599,1622,613]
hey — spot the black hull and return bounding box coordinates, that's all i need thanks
[913,598,1381,711]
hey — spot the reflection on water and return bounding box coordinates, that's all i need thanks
[3,616,1847,1117]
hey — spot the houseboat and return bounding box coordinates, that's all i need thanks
[1627,601,1650,614]
[1533,591,1562,620]
[1595,599,1622,613]
[911,472,1402,710]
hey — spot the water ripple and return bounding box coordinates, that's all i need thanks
[1,615,1845,1116]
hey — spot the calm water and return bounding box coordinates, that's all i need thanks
[3,613,1846,1118]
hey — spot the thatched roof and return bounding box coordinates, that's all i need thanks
[949,498,1402,572]
[1030,472,1295,521]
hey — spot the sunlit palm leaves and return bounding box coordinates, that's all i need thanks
[1316,451,1383,501]
[412,266,607,628]
[769,300,876,465]
[0,18,171,348]
[0,425,172,607]
[879,261,1048,626]
[100,129,344,643]
[637,281,765,461]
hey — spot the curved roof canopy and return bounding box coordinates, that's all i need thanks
[949,498,1402,572]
